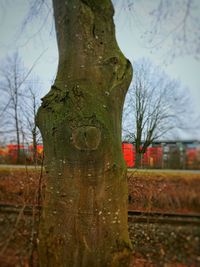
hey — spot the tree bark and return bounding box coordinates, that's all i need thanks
[32,126,37,165]
[32,95,38,165]
[134,153,140,168]
[15,106,21,164]
[37,0,133,266]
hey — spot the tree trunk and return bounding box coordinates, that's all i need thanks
[134,152,142,168]
[135,140,142,168]
[15,109,21,164]
[32,126,37,165]
[37,0,133,266]
[32,95,38,165]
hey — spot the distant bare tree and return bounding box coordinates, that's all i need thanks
[0,52,37,163]
[0,52,25,162]
[123,59,190,167]
[22,81,42,164]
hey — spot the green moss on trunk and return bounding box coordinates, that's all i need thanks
[37,0,133,266]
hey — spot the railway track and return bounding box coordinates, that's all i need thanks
[0,204,200,225]
[128,210,200,225]
[0,203,41,215]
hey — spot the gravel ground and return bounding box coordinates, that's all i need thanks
[129,222,200,267]
[0,212,199,267]
[0,212,38,267]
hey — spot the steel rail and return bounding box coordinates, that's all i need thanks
[128,210,200,225]
[0,204,200,225]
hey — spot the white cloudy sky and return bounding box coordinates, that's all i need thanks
[0,0,200,139]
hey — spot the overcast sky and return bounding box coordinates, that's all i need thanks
[0,0,200,139]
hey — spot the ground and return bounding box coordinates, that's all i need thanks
[0,166,199,266]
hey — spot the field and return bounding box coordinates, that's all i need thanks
[0,166,200,266]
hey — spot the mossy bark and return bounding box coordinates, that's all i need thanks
[37,0,133,266]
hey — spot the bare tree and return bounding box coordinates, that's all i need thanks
[0,52,27,163]
[22,81,42,165]
[123,59,190,167]
[0,52,41,163]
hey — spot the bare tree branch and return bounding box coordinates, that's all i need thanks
[122,58,194,166]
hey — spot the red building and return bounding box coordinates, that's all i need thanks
[122,143,135,167]
[122,140,200,169]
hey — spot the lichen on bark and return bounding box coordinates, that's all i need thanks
[36,0,133,266]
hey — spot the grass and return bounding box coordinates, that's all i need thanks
[0,166,44,206]
[128,169,200,214]
[0,166,199,213]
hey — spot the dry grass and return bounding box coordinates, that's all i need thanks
[1,167,200,213]
[0,166,44,206]
[0,167,43,267]
[128,170,200,214]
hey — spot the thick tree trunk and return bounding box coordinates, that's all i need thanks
[37,0,133,266]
